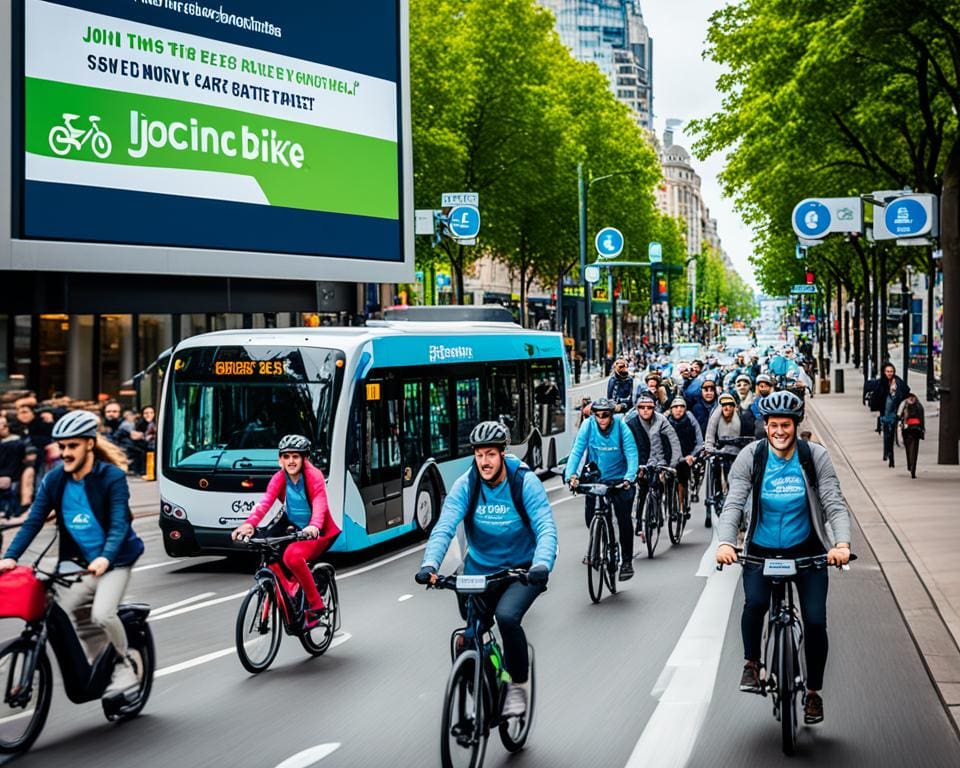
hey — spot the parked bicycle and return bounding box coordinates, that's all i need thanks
[636,464,677,558]
[427,569,535,768]
[718,552,856,756]
[572,481,623,603]
[235,531,340,673]
[0,559,153,754]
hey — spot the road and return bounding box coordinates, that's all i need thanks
[2,476,958,767]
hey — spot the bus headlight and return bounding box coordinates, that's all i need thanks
[161,499,188,520]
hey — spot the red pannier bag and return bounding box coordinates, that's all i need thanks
[0,566,47,622]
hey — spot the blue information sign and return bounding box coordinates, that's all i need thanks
[884,198,928,237]
[448,206,481,239]
[793,200,831,238]
[648,241,663,263]
[595,227,624,259]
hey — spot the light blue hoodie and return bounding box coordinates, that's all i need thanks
[422,456,558,575]
[564,415,639,484]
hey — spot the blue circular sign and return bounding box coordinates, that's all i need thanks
[595,227,624,259]
[793,200,831,238]
[884,198,928,237]
[448,206,481,239]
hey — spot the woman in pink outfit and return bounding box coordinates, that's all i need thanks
[232,435,340,625]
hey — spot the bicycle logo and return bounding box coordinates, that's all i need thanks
[48,113,112,159]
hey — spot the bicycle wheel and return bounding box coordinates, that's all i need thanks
[586,514,606,604]
[499,644,534,752]
[778,627,798,756]
[667,481,684,545]
[643,493,660,558]
[0,642,52,754]
[103,622,155,722]
[603,517,618,594]
[235,581,282,673]
[440,651,488,768]
[300,564,338,656]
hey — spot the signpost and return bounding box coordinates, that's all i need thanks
[584,265,601,284]
[595,227,624,259]
[648,241,663,263]
[447,206,481,240]
[790,284,818,294]
[872,193,938,240]
[791,197,863,239]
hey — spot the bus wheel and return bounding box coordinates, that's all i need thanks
[414,479,437,534]
[526,435,543,470]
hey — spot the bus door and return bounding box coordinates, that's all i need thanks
[359,375,404,534]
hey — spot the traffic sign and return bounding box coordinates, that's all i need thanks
[648,241,662,263]
[584,265,601,283]
[790,284,818,294]
[874,195,935,239]
[442,192,479,206]
[791,197,862,238]
[414,209,437,235]
[595,227,624,259]
[447,206,481,239]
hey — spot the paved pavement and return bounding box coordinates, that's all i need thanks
[805,362,960,732]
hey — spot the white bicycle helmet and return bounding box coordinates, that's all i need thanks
[52,410,100,440]
[469,421,510,449]
[278,434,311,454]
[756,391,805,421]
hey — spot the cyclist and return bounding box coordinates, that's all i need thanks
[733,373,754,408]
[232,435,341,626]
[625,394,681,532]
[665,397,703,516]
[0,410,145,698]
[715,392,851,726]
[606,358,634,413]
[689,376,719,434]
[416,422,557,720]
[564,397,638,581]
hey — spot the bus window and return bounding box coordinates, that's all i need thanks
[456,377,481,454]
[428,379,451,458]
[531,360,565,436]
[402,381,423,480]
[489,365,526,441]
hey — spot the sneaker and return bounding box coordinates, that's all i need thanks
[704,513,712,529]
[304,603,327,629]
[619,563,634,581]
[104,653,139,698]
[501,683,527,719]
[739,661,762,693]
[804,692,824,724]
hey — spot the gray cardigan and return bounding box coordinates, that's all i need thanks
[717,440,851,552]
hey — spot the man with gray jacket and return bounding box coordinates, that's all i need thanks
[625,394,681,536]
[715,391,851,727]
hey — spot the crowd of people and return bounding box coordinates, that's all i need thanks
[0,393,157,523]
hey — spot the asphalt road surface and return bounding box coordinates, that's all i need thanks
[2,476,957,767]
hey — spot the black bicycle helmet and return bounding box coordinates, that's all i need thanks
[52,410,100,440]
[278,434,311,454]
[590,397,615,413]
[469,421,510,449]
[756,391,805,422]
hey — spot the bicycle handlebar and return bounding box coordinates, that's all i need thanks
[238,531,311,548]
[716,436,756,448]
[428,569,530,592]
[570,481,630,497]
[716,550,857,572]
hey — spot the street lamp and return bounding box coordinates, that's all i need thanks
[578,163,649,374]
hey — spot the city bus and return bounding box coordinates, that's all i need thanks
[157,311,571,556]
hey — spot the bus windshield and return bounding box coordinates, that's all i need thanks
[164,345,344,474]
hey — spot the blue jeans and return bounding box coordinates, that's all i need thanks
[741,552,829,690]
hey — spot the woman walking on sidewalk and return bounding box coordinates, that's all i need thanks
[868,362,910,468]
[898,393,925,479]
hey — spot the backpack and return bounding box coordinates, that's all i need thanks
[464,460,532,530]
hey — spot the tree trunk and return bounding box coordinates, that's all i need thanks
[871,245,879,375]
[853,294,862,371]
[938,140,960,464]
[836,281,843,362]
[927,251,936,401]
[879,247,888,366]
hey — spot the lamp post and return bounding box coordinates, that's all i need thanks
[578,164,649,375]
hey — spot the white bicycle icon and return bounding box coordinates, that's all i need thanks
[48,113,112,159]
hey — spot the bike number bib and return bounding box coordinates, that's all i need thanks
[456,575,487,593]
[763,559,797,577]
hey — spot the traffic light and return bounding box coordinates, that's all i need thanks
[805,270,815,285]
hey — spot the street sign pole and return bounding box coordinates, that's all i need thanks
[578,163,592,375]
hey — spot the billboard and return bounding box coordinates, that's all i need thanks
[10,0,413,281]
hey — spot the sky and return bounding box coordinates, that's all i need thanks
[642,0,759,290]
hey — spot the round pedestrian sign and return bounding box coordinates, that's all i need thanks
[595,227,624,259]
[884,198,928,237]
[792,200,831,238]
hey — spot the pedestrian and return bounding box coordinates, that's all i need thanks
[606,358,634,413]
[898,393,925,479]
[868,362,910,467]
[101,400,123,442]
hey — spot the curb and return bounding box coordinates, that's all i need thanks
[806,397,960,736]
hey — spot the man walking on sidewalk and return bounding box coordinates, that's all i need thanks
[868,362,909,468]
[898,393,925,479]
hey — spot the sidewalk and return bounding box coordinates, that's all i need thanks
[805,363,960,729]
[129,477,159,518]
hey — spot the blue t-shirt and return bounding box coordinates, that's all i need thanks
[285,475,311,529]
[753,449,810,550]
[62,478,106,562]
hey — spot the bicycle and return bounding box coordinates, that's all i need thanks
[48,113,112,159]
[0,559,154,754]
[664,463,687,545]
[701,437,754,522]
[572,481,622,603]
[427,569,536,768]
[718,552,856,756]
[689,454,705,503]
[636,464,676,558]
[235,531,340,673]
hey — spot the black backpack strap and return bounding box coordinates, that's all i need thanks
[796,439,818,491]
[465,462,481,529]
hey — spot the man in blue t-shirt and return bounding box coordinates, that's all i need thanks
[417,421,557,721]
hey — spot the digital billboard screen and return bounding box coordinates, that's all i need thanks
[16,0,410,277]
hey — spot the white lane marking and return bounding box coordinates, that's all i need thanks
[149,542,428,622]
[625,544,741,768]
[0,709,34,724]
[152,592,217,616]
[274,743,341,768]
[155,633,352,678]
[133,560,182,573]
[398,594,413,602]
[150,590,248,621]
